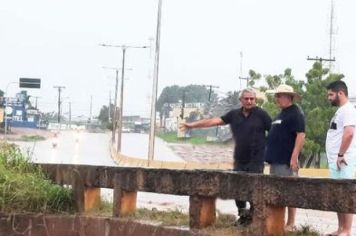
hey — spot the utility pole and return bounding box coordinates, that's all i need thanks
[239,51,243,91]
[108,91,111,123]
[148,0,163,163]
[238,51,249,89]
[100,44,148,152]
[307,56,336,80]
[53,86,65,126]
[180,90,186,120]
[204,85,219,136]
[89,95,93,123]
[239,77,250,88]
[102,66,119,143]
[68,102,72,129]
[328,0,336,71]
[102,66,132,143]
[307,56,336,65]
[32,96,40,109]
[204,85,219,102]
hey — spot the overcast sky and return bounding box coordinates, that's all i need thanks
[1,0,355,118]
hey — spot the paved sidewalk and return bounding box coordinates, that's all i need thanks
[296,209,356,235]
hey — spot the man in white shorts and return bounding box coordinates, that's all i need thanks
[326,80,356,236]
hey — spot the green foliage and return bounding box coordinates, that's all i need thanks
[42,112,65,123]
[156,85,217,115]
[0,143,74,213]
[211,91,241,117]
[285,224,321,236]
[19,135,46,142]
[132,208,189,226]
[98,103,114,126]
[158,132,210,145]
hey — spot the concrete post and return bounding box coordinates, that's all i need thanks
[71,169,84,213]
[113,188,137,217]
[265,206,285,236]
[189,196,216,228]
[84,187,101,211]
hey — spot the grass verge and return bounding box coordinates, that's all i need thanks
[157,132,226,145]
[0,142,74,213]
[89,201,321,236]
[19,135,46,141]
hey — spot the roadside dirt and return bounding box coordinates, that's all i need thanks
[167,143,234,164]
[0,127,54,141]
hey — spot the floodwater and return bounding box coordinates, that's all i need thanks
[13,130,237,215]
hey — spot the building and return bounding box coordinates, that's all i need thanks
[0,92,42,129]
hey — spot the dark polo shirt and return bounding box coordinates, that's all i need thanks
[265,104,305,165]
[221,107,271,164]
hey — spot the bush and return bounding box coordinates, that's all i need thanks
[0,143,74,213]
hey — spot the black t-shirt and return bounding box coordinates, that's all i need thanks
[221,107,271,164]
[265,104,305,165]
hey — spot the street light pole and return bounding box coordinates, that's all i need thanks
[117,48,126,152]
[102,66,119,143]
[100,44,148,152]
[53,86,65,129]
[102,66,131,144]
[148,0,163,164]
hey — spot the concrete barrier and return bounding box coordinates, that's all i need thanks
[39,163,356,236]
[0,213,201,236]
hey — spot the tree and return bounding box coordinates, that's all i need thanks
[156,84,218,123]
[98,103,115,129]
[17,90,33,108]
[0,90,4,97]
[210,91,241,117]
[299,63,342,167]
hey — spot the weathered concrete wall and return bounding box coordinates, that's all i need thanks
[0,213,206,236]
[38,164,356,236]
[40,164,356,213]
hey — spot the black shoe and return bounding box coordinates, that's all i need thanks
[234,215,252,227]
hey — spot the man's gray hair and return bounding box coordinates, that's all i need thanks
[239,88,256,99]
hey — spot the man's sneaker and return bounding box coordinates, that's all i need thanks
[234,215,252,227]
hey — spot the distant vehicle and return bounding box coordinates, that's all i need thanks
[122,127,132,133]
[134,123,145,133]
[52,132,59,148]
[74,129,80,142]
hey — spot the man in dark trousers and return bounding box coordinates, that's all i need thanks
[180,88,271,226]
[265,84,305,232]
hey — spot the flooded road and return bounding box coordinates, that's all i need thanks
[13,130,237,216]
[12,130,348,234]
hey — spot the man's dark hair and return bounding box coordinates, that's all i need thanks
[326,80,348,97]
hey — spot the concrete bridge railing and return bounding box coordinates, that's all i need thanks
[39,163,356,236]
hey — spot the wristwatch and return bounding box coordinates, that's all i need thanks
[338,153,344,157]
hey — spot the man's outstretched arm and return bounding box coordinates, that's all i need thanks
[180,117,225,130]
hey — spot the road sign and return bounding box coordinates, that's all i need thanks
[19,78,41,89]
